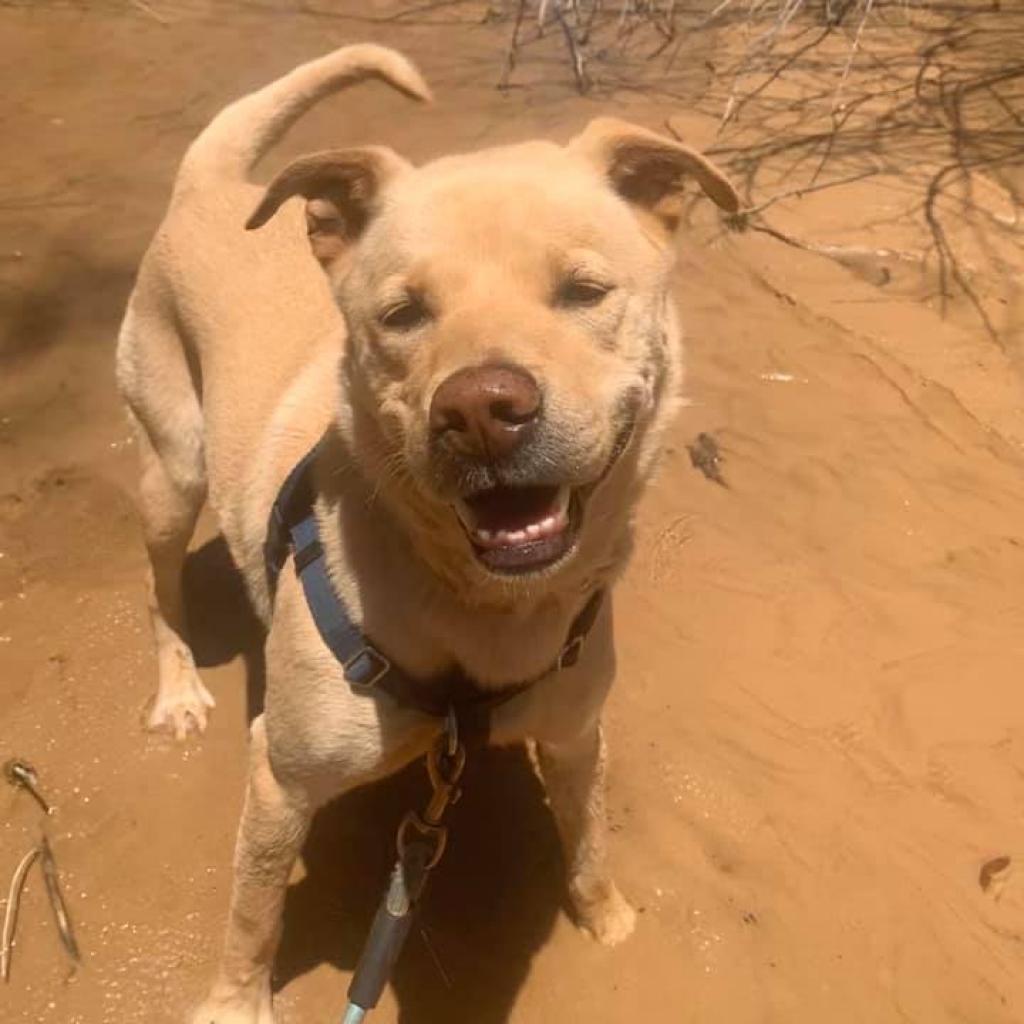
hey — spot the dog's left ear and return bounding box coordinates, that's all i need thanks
[246,146,410,269]
[568,117,739,233]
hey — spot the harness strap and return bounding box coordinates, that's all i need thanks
[264,438,323,596]
[265,436,603,725]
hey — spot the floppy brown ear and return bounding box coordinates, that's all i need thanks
[246,146,410,268]
[568,117,739,233]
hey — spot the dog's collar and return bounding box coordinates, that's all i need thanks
[263,434,604,730]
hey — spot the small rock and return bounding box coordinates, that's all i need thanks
[979,855,1011,895]
[687,432,727,487]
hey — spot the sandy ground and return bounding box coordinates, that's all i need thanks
[2,3,1024,1023]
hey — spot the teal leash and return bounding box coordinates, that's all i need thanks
[340,716,465,1022]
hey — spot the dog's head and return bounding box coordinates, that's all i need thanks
[248,118,737,596]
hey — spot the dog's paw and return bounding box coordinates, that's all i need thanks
[147,667,216,741]
[190,1008,270,1024]
[189,990,273,1024]
[572,880,637,947]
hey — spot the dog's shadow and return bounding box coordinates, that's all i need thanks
[184,534,566,1024]
[183,532,268,721]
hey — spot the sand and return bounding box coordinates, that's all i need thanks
[2,3,1023,1022]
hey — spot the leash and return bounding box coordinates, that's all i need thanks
[342,709,465,1023]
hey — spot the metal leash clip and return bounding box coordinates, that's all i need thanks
[396,726,466,869]
[342,712,466,1024]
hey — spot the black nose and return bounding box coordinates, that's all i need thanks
[429,364,541,460]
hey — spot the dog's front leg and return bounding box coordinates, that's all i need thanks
[537,722,636,946]
[192,716,310,1024]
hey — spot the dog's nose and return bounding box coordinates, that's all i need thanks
[429,364,541,460]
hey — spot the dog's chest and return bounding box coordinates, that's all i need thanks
[367,585,578,690]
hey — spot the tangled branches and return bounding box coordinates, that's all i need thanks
[704,1,1021,344]
[493,0,1022,345]
[498,1,697,93]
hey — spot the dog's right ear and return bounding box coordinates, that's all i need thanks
[246,146,410,269]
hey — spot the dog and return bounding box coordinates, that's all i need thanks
[115,44,738,1022]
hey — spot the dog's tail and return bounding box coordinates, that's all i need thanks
[178,44,430,184]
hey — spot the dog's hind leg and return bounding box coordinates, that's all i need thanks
[537,723,637,946]
[118,300,213,739]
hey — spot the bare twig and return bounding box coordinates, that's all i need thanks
[741,217,919,287]
[923,160,1003,346]
[38,837,80,967]
[129,0,169,23]
[1,847,39,983]
[737,167,881,217]
[499,0,529,89]
[721,24,834,131]
[553,0,591,92]
[3,759,53,816]
[832,0,875,112]
[419,924,453,989]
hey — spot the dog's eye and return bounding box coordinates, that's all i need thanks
[378,297,429,331]
[557,279,613,307]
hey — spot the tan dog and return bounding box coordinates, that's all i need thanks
[116,44,737,1023]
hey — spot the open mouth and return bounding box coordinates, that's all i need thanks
[455,484,579,574]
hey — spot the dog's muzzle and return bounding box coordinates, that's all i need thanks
[427,370,641,577]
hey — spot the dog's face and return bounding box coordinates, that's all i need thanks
[249,120,737,594]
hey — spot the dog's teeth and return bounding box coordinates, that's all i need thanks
[461,489,573,551]
[554,487,571,517]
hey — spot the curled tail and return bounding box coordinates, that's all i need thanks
[178,44,430,184]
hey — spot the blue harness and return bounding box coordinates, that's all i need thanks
[263,435,604,732]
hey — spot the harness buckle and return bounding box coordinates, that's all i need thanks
[344,646,392,690]
[558,634,585,670]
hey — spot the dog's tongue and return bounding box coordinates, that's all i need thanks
[465,484,561,533]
